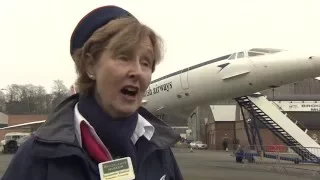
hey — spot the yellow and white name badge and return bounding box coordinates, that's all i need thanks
[98,157,135,180]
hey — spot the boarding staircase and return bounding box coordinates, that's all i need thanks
[235,93,320,163]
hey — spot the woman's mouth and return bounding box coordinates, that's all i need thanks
[120,85,139,100]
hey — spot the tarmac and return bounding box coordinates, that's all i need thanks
[173,148,320,180]
[0,148,319,180]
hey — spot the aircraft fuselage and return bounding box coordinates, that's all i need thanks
[142,48,320,114]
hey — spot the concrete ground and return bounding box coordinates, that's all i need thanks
[173,148,319,180]
[0,148,319,180]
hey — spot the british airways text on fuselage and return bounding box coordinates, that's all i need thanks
[144,82,173,97]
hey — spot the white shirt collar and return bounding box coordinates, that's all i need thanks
[74,103,155,148]
[131,114,155,144]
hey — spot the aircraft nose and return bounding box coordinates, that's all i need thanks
[309,55,320,60]
[296,49,320,66]
[307,53,320,68]
[251,49,320,86]
[287,49,320,69]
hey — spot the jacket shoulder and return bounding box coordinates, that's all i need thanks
[1,135,47,180]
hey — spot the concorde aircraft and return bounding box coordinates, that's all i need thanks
[142,48,320,116]
[1,48,320,131]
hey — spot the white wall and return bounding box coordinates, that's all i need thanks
[273,101,320,112]
[0,112,8,125]
[210,105,237,121]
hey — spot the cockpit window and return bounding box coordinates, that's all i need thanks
[247,48,284,57]
[228,53,236,60]
[248,48,283,54]
[248,51,264,57]
[237,52,245,59]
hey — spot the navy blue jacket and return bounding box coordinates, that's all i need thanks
[1,94,184,180]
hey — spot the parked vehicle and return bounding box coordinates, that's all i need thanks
[0,132,30,154]
[190,141,208,149]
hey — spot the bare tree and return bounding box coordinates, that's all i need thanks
[51,79,69,109]
[4,84,48,114]
[5,84,25,114]
[0,90,6,112]
[2,80,70,114]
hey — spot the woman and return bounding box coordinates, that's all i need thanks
[2,5,183,180]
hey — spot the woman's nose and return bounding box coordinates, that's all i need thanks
[128,62,143,78]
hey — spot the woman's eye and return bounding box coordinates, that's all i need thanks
[142,61,149,66]
[141,59,151,67]
[118,55,128,61]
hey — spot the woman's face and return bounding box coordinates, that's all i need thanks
[91,36,154,118]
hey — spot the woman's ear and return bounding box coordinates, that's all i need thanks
[85,53,96,80]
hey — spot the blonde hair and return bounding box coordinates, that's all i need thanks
[72,17,164,94]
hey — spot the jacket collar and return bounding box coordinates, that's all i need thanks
[33,94,180,156]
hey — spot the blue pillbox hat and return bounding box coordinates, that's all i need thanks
[70,5,135,55]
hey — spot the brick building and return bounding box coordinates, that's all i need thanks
[189,78,320,150]
[0,114,47,140]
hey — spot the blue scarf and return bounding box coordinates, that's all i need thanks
[77,94,138,167]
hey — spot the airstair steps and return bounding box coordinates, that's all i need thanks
[235,94,320,162]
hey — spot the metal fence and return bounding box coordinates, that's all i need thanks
[232,145,320,178]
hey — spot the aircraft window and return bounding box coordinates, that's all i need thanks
[237,52,245,59]
[249,48,283,54]
[248,51,264,57]
[228,53,236,60]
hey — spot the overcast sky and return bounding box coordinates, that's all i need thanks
[1,0,320,93]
